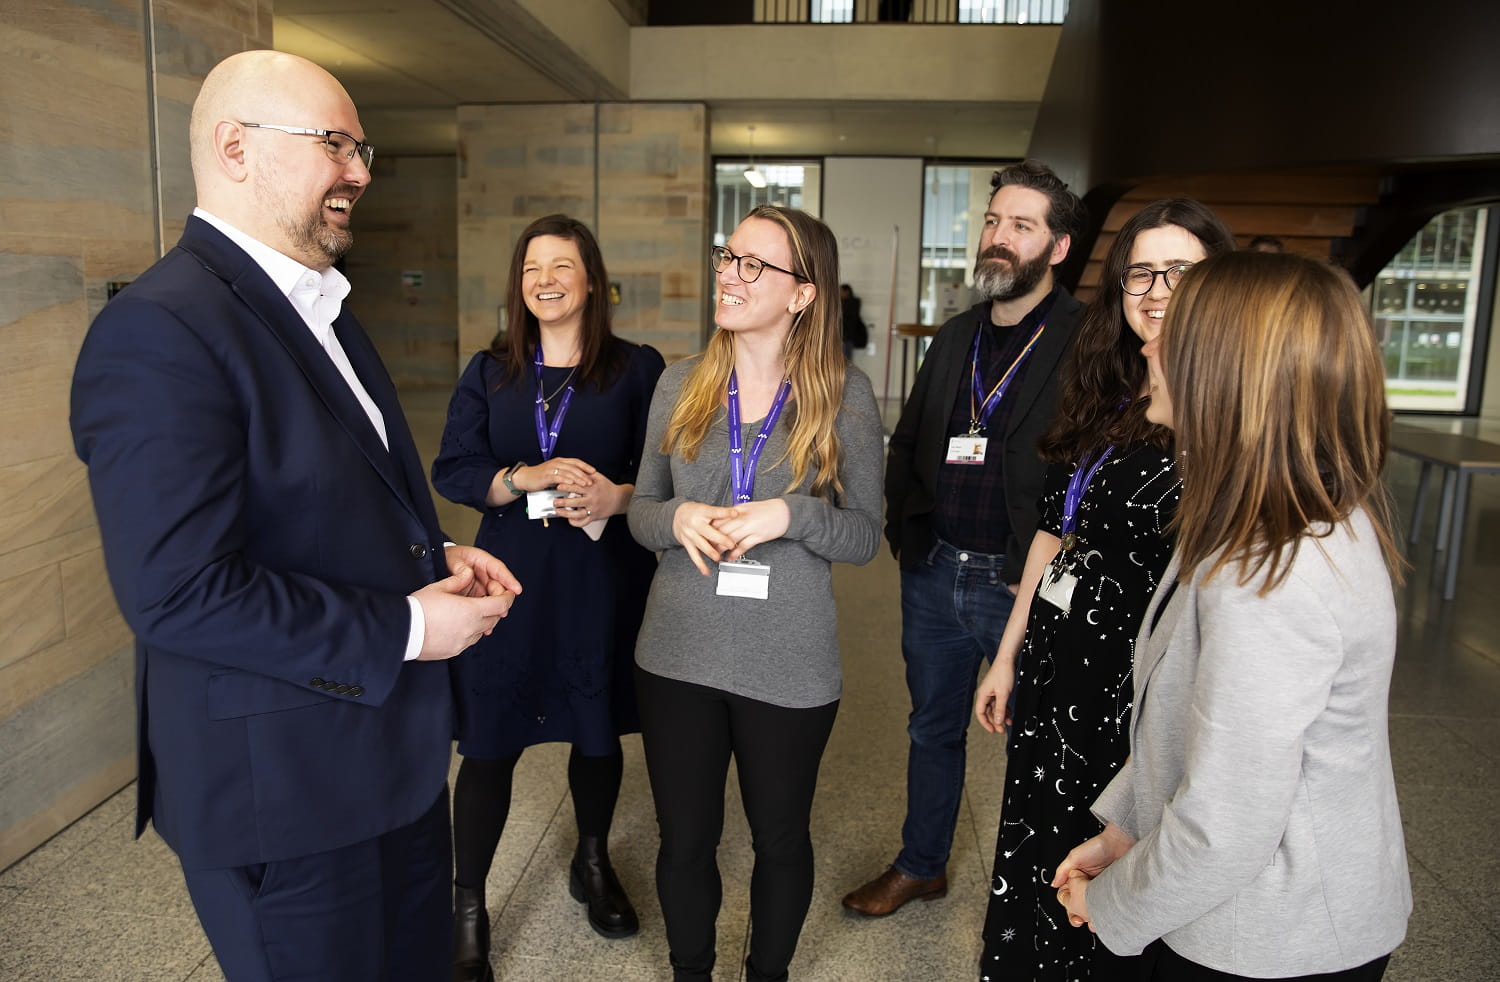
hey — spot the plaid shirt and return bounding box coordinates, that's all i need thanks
[931,289,1057,555]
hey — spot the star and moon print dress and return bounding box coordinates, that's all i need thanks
[981,441,1181,981]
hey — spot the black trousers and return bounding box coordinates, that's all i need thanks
[1141,940,1390,982]
[636,668,839,982]
[181,786,451,982]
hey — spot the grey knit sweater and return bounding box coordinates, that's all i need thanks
[628,359,885,708]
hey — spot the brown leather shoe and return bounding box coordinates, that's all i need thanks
[841,867,948,916]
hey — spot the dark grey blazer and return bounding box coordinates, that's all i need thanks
[884,289,1084,583]
[1088,508,1411,974]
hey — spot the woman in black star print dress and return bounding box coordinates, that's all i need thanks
[973,200,1235,981]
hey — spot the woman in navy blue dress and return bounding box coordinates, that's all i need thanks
[433,215,665,981]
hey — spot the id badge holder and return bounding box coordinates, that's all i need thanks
[526,489,561,521]
[945,435,988,465]
[716,558,770,600]
[1037,557,1078,613]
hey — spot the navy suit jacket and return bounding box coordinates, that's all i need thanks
[71,217,455,870]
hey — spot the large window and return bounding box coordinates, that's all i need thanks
[711,161,822,247]
[919,164,999,325]
[1373,206,1493,412]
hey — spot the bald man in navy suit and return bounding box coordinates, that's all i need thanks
[71,50,521,981]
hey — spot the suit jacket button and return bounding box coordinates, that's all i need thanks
[409,543,428,559]
[349,686,364,697]
[322,680,338,691]
[310,677,325,687]
[335,684,351,694]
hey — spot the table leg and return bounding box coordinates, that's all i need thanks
[1409,461,1433,545]
[900,337,911,400]
[1442,470,1471,602]
[1435,468,1456,553]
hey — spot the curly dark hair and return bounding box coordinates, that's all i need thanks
[1039,198,1235,462]
[990,160,1087,244]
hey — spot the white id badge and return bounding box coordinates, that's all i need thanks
[716,558,770,600]
[945,435,988,465]
[1037,560,1078,612]
[526,489,563,520]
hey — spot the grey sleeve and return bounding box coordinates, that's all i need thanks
[783,368,884,566]
[627,363,687,553]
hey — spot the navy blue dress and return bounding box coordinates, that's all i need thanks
[432,340,665,759]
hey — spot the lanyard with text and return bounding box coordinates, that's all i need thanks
[526,347,578,526]
[533,346,575,460]
[1038,445,1115,613]
[968,319,1047,434]
[944,319,1046,466]
[718,370,791,600]
[727,370,792,504]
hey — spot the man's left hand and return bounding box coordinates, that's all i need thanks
[444,544,523,599]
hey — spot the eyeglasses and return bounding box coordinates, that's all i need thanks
[710,245,805,283]
[240,123,375,169]
[1120,263,1194,296]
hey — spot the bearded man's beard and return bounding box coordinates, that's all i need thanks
[972,243,1052,302]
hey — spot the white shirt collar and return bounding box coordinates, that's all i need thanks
[192,207,351,342]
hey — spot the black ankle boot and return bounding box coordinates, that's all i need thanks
[568,836,640,939]
[452,883,494,982]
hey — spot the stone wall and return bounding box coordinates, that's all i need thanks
[0,0,270,871]
[344,155,461,389]
[456,102,710,364]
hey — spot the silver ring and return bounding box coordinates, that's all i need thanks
[586,508,592,516]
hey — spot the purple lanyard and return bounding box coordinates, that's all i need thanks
[533,346,576,461]
[970,319,1047,433]
[727,370,792,504]
[1060,446,1114,550]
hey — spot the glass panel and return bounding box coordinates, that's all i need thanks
[919,165,999,325]
[1374,206,1489,412]
[810,0,854,21]
[712,161,823,249]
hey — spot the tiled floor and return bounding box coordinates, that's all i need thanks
[2,399,1497,980]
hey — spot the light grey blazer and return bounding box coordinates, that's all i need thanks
[1087,508,1411,976]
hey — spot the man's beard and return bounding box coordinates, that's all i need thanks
[256,169,355,267]
[281,193,355,267]
[972,244,1052,302]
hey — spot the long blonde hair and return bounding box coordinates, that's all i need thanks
[1162,251,1402,593]
[662,206,846,500]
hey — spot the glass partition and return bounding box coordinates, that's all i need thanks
[1372,206,1492,412]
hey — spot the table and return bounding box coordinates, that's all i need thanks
[1389,425,1500,600]
[895,323,939,398]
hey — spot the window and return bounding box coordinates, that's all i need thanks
[1372,206,1493,412]
[711,161,823,247]
[959,0,1069,24]
[919,164,1000,325]
[810,0,854,22]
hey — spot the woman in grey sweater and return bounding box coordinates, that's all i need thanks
[628,205,884,982]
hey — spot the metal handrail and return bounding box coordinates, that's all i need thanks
[755,0,1067,24]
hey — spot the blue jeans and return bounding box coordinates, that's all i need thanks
[895,538,1015,881]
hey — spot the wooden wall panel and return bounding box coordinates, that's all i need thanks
[0,0,270,873]
[457,102,710,365]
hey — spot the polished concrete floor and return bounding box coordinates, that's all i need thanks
[1,397,1497,981]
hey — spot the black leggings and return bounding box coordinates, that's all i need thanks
[451,744,624,890]
[636,667,839,982]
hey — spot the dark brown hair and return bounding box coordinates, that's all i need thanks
[1039,199,1235,462]
[990,160,1087,244]
[1162,251,1402,593]
[489,214,625,391]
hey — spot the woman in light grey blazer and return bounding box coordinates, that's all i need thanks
[1052,252,1411,981]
